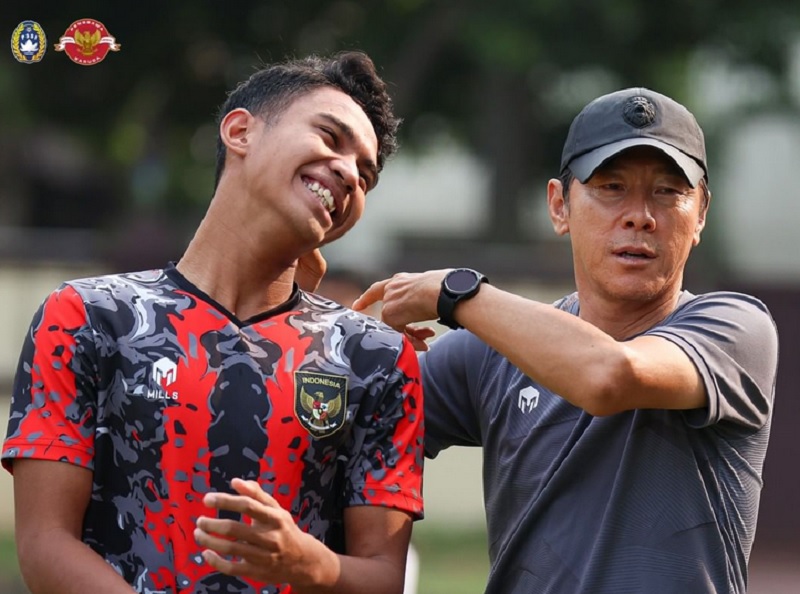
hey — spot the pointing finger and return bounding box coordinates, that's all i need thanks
[352,279,390,311]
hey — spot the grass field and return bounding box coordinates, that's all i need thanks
[0,525,489,594]
[413,524,489,593]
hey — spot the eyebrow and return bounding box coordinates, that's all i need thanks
[318,113,379,189]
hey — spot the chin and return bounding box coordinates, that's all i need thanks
[602,280,665,303]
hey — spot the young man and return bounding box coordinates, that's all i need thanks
[354,88,778,593]
[2,52,424,594]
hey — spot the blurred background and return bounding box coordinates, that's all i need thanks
[1,1,799,592]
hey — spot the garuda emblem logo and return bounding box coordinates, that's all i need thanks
[55,19,120,66]
[294,372,348,438]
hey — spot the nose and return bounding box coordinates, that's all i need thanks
[332,154,358,195]
[623,193,656,231]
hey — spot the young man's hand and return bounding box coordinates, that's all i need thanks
[195,478,334,589]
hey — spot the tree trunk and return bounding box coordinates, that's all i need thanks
[477,66,540,241]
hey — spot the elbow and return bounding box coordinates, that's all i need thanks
[579,352,637,417]
[15,527,73,593]
[15,532,43,592]
[16,530,35,573]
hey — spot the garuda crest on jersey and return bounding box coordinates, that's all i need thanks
[294,371,348,438]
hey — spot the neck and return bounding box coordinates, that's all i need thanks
[177,192,305,320]
[576,289,683,340]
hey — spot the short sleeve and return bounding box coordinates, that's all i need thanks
[646,292,778,431]
[344,337,424,518]
[2,284,99,473]
[420,330,487,458]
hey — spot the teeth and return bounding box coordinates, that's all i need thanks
[304,180,335,213]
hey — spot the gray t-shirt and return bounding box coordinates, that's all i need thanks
[421,291,778,594]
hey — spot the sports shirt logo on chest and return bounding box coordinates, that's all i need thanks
[518,386,540,413]
[146,356,179,400]
[294,371,348,437]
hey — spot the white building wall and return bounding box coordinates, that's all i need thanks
[717,115,800,282]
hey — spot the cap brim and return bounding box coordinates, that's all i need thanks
[568,138,706,187]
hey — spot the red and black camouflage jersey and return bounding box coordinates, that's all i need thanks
[2,265,424,594]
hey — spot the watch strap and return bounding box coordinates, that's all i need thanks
[437,288,462,330]
[436,269,487,330]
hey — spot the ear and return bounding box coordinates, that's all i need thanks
[692,188,711,246]
[547,178,570,236]
[219,108,257,159]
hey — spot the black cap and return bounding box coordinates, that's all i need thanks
[560,88,707,187]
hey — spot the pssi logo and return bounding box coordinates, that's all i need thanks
[11,21,46,64]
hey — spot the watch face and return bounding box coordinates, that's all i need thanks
[445,269,480,294]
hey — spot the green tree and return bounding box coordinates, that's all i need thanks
[2,1,798,247]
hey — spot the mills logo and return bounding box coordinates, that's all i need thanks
[518,386,540,413]
[11,21,47,64]
[148,357,179,400]
[54,19,120,66]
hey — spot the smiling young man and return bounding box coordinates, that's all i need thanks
[353,88,778,593]
[2,52,423,594]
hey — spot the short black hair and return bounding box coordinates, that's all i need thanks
[213,51,399,189]
[559,168,575,205]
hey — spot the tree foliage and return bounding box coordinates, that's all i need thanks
[2,1,799,243]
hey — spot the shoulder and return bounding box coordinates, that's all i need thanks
[65,269,170,299]
[553,291,580,313]
[421,326,500,381]
[38,270,173,331]
[301,290,410,351]
[60,269,178,314]
[668,290,776,331]
[679,290,771,311]
[651,290,779,384]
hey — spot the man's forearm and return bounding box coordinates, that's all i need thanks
[293,549,406,594]
[19,531,134,594]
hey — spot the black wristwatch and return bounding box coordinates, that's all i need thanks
[437,268,488,330]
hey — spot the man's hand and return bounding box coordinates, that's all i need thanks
[353,270,449,351]
[195,478,335,589]
[402,325,437,352]
[296,249,327,293]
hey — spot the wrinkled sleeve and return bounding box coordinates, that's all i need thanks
[420,330,486,458]
[345,337,424,519]
[646,292,778,431]
[2,284,99,473]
